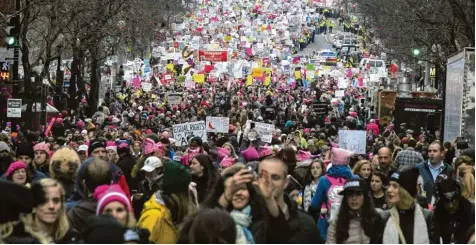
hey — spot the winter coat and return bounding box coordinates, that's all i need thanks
[378,203,438,244]
[116,153,136,190]
[326,218,370,244]
[133,176,163,219]
[416,161,454,204]
[309,165,357,239]
[434,197,475,244]
[66,198,97,232]
[267,194,323,244]
[137,192,178,244]
[55,227,81,244]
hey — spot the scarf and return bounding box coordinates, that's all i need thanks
[230,205,255,244]
[383,202,429,244]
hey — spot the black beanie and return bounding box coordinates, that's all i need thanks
[16,143,34,159]
[0,180,35,223]
[390,167,420,197]
[88,139,106,156]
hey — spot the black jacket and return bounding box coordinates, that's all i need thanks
[434,197,475,244]
[267,195,324,244]
[66,199,97,232]
[116,153,136,190]
[55,227,81,244]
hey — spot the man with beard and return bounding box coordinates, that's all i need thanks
[0,141,13,176]
[434,174,475,244]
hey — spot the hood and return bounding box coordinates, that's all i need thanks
[327,165,354,179]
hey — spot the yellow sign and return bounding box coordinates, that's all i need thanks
[295,71,301,79]
[265,68,271,75]
[252,68,264,77]
[246,75,253,86]
[264,76,271,86]
[224,35,232,42]
[193,74,205,83]
[166,64,175,72]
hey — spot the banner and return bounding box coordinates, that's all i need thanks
[172,121,207,146]
[338,130,366,154]
[206,116,230,133]
[198,50,228,62]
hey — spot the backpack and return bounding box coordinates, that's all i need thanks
[320,176,345,222]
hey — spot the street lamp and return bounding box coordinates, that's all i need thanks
[412,48,420,56]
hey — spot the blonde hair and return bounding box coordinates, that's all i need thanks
[33,178,70,242]
[387,181,415,210]
[352,160,372,176]
[459,165,475,202]
[0,214,52,244]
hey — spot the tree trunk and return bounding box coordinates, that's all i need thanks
[88,46,100,117]
[68,47,79,112]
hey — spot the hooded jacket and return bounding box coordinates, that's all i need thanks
[66,198,97,232]
[137,191,178,244]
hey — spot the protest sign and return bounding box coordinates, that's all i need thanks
[141,82,152,92]
[247,121,275,143]
[335,90,345,97]
[172,121,207,146]
[167,93,182,105]
[198,50,228,62]
[206,117,230,133]
[338,130,366,154]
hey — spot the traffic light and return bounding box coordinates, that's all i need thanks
[4,15,19,48]
[412,48,421,56]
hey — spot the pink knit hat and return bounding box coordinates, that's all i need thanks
[216,147,230,160]
[331,148,354,165]
[296,150,312,162]
[241,147,259,162]
[349,111,358,117]
[33,142,50,153]
[6,161,27,178]
[258,146,273,158]
[105,141,117,152]
[143,138,156,155]
[94,184,131,215]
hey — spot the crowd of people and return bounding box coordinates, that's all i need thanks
[0,0,475,244]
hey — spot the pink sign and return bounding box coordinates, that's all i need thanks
[132,76,141,88]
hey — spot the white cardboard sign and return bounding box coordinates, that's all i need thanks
[172,121,207,146]
[338,130,366,154]
[206,117,230,133]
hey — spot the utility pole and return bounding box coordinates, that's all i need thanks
[12,0,20,81]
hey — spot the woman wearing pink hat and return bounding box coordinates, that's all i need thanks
[6,161,31,187]
[94,184,135,227]
[32,142,50,175]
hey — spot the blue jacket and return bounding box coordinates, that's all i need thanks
[416,161,454,203]
[309,165,356,240]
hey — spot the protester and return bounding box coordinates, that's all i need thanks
[370,171,389,210]
[189,154,220,203]
[377,147,395,177]
[6,161,31,187]
[132,156,164,218]
[380,167,438,243]
[303,159,326,212]
[32,142,51,175]
[81,215,147,244]
[49,148,81,199]
[434,174,475,244]
[94,184,136,228]
[352,159,372,187]
[30,178,80,243]
[326,178,384,243]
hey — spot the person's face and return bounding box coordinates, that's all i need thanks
[359,163,372,179]
[81,131,87,137]
[132,143,141,153]
[107,150,116,161]
[17,155,32,165]
[370,175,383,193]
[34,151,47,164]
[443,199,460,215]
[145,168,160,180]
[259,160,288,198]
[346,191,364,210]
[102,201,128,225]
[378,149,392,168]
[428,144,443,164]
[224,145,232,153]
[310,161,323,179]
[228,178,250,210]
[35,186,62,224]
[78,152,87,162]
[387,181,401,204]
[91,147,107,160]
[74,131,81,137]
[289,189,301,204]
[189,158,204,177]
[12,168,27,185]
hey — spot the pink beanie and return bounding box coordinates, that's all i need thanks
[220,156,236,168]
[296,150,312,162]
[105,141,117,152]
[94,184,131,215]
[33,142,50,153]
[216,147,230,160]
[258,146,273,158]
[349,111,358,117]
[331,148,354,165]
[6,161,27,178]
[143,138,156,155]
[241,147,259,162]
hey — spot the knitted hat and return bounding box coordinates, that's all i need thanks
[49,147,81,180]
[241,147,259,162]
[331,148,354,165]
[162,160,191,194]
[220,156,237,168]
[33,142,50,153]
[105,141,117,152]
[216,147,230,160]
[16,143,34,158]
[6,161,27,178]
[190,136,203,146]
[0,141,10,152]
[435,174,462,201]
[94,184,131,215]
[258,146,273,158]
[88,139,106,155]
[389,167,420,197]
[117,142,130,155]
[0,180,36,223]
[143,138,156,155]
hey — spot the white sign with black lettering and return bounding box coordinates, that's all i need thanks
[167,93,182,105]
[172,121,207,146]
[206,117,229,133]
[7,99,22,118]
[338,130,366,154]
[141,82,152,92]
[247,120,275,143]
